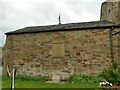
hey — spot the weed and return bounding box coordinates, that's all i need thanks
[69,74,104,83]
[100,61,120,84]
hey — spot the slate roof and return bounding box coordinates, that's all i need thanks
[5,20,120,35]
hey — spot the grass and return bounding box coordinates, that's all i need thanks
[0,75,2,89]
[2,75,100,88]
[3,79,99,88]
[2,75,116,89]
[3,80,98,88]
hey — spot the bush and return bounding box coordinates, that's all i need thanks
[69,74,103,83]
[100,61,120,84]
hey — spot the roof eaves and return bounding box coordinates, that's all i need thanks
[5,21,120,35]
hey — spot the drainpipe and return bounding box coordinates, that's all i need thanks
[109,27,114,65]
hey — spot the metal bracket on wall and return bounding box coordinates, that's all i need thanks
[112,31,120,36]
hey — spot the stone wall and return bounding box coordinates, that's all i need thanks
[100,1,120,23]
[3,28,119,77]
[112,29,120,63]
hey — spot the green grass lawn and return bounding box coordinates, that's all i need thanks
[2,78,99,88]
[0,76,2,89]
[2,75,115,89]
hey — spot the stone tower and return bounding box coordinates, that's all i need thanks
[100,0,120,23]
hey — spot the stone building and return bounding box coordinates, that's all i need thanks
[3,0,120,77]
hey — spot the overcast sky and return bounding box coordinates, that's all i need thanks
[0,0,106,46]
